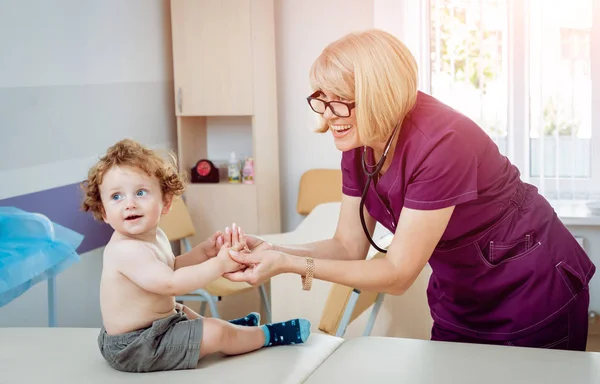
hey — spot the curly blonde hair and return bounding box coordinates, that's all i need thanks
[81,139,186,221]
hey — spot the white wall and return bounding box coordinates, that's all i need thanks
[0,0,176,199]
[0,0,176,326]
[274,0,375,231]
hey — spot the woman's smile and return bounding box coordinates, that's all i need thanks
[330,124,353,139]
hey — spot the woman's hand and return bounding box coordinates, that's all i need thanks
[215,242,246,274]
[223,249,286,286]
[233,226,273,252]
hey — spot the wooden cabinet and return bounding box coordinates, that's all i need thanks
[169,0,281,242]
[171,0,254,116]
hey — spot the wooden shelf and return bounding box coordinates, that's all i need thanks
[187,182,257,190]
[184,182,258,246]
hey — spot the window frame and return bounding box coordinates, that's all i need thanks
[415,0,600,199]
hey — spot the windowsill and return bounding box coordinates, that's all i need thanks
[547,200,600,227]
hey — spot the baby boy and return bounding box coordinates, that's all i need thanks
[81,139,310,372]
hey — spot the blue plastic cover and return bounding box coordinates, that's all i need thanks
[0,207,84,307]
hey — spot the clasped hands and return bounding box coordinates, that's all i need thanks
[201,223,282,285]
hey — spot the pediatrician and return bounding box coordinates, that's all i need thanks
[225,29,596,351]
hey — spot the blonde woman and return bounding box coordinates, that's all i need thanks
[225,29,595,351]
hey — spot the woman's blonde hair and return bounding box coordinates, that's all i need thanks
[309,29,418,143]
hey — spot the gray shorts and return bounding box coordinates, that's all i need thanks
[97,310,203,372]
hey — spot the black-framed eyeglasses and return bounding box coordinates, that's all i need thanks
[306,91,356,118]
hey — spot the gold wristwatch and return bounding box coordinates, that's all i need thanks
[301,257,314,291]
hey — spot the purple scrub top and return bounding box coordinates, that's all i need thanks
[341,91,596,340]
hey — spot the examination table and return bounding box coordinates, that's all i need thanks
[2,327,599,383]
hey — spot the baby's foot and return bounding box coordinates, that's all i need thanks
[228,312,261,326]
[261,319,311,346]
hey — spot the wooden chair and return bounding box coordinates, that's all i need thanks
[317,248,390,337]
[295,169,388,337]
[296,169,343,215]
[159,197,271,322]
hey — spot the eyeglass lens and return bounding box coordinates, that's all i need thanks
[309,99,351,117]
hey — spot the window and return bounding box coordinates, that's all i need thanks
[426,0,597,199]
[430,0,508,154]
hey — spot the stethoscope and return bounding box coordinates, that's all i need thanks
[359,121,402,253]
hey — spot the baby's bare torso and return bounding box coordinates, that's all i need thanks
[100,232,177,335]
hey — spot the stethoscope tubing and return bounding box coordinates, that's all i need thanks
[358,121,402,254]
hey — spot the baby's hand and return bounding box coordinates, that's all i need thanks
[216,242,246,273]
[201,231,224,258]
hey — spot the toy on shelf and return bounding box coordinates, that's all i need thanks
[242,157,255,184]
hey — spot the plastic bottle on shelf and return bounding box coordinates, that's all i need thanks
[228,151,241,183]
[242,157,255,184]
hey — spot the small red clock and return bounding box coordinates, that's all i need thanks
[196,160,212,177]
[191,159,219,183]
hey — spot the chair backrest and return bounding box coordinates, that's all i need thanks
[318,251,386,335]
[296,169,343,215]
[159,197,196,242]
